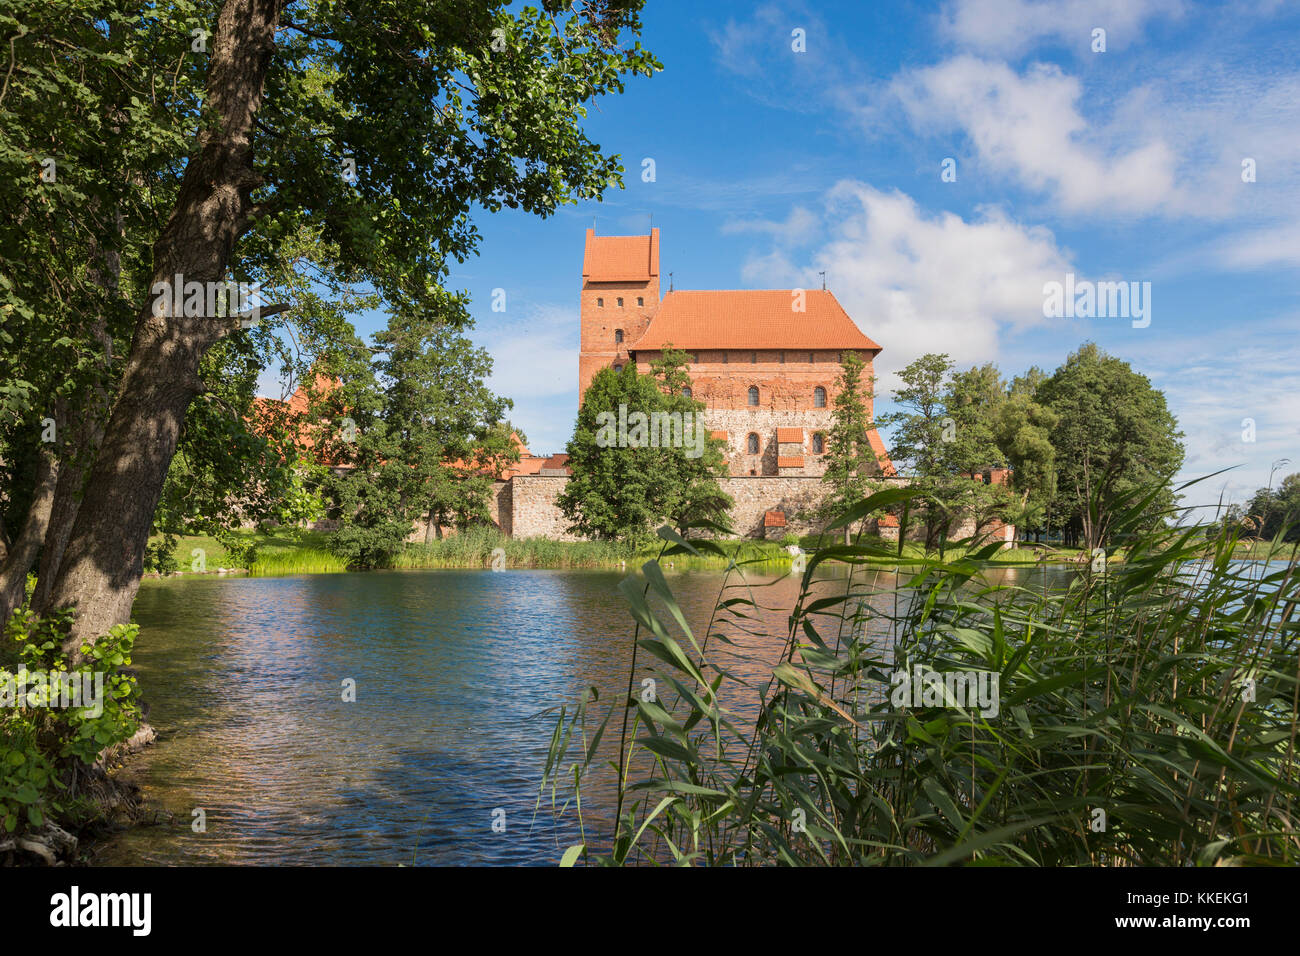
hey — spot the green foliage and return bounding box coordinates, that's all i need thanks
[559,352,732,544]
[320,307,518,568]
[820,350,883,526]
[1037,343,1184,549]
[1233,473,1300,542]
[0,610,142,834]
[0,0,658,623]
[544,482,1300,866]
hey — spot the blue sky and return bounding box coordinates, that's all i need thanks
[317,0,1300,513]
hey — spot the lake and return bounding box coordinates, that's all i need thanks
[94,563,1063,866]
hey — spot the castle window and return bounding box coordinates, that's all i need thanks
[813,433,825,454]
[614,328,623,344]
[813,386,827,408]
[682,386,692,398]
[750,352,757,364]
[722,352,728,364]
[747,386,759,406]
[747,433,760,455]
[637,297,644,306]
[809,352,815,363]
[780,351,786,364]
[597,298,604,307]
[613,364,623,373]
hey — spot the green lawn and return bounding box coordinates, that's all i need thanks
[150,525,1104,576]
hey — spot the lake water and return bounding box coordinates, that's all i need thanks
[95,564,1064,866]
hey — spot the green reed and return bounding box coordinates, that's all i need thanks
[541,480,1300,866]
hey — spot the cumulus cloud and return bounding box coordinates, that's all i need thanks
[893,56,1184,216]
[741,181,1074,391]
[936,0,1185,57]
[470,304,577,453]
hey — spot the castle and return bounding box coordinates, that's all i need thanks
[490,229,898,540]
[265,228,1014,543]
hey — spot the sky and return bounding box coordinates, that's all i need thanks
[298,0,1300,514]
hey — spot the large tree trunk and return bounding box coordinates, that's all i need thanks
[0,443,59,625]
[46,0,281,654]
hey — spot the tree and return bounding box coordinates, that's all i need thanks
[1240,474,1300,542]
[323,308,518,567]
[993,390,1057,542]
[0,0,659,648]
[819,350,882,541]
[878,353,960,548]
[1036,343,1184,550]
[942,363,1015,539]
[558,351,731,544]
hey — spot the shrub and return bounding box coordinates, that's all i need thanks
[0,611,143,834]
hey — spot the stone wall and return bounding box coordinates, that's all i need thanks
[509,475,580,540]
[505,473,918,541]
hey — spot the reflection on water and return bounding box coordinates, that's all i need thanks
[96,564,1051,866]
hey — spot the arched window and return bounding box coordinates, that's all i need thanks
[813,386,827,408]
[747,386,759,406]
[637,297,644,306]
[596,297,604,307]
[747,433,760,455]
[617,297,624,307]
[614,328,623,344]
[613,364,623,373]
[812,433,825,454]
[682,386,692,398]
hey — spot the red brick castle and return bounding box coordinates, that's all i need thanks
[579,228,893,481]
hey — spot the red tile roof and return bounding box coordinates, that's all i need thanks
[583,228,659,282]
[879,515,900,528]
[776,427,803,443]
[710,430,728,441]
[777,456,805,468]
[629,289,881,352]
[867,430,897,476]
[764,510,787,527]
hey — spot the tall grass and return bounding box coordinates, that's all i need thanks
[541,480,1300,866]
[247,547,350,576]
[391,524,797,571]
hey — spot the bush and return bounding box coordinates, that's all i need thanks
[0,611,143,834]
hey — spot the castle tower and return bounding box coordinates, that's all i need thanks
[578,228,659,402]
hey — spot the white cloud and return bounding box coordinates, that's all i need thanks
[894,56,1182,216]
[470,304,577,453]
[742,181,1074,392]
[892,50,1300,222]
[1215,221,1300,271]
[721,206,819,243]
[936,0,1185,57]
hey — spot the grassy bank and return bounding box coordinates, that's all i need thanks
[149,526,1126,577]
[146,527,1102,577]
